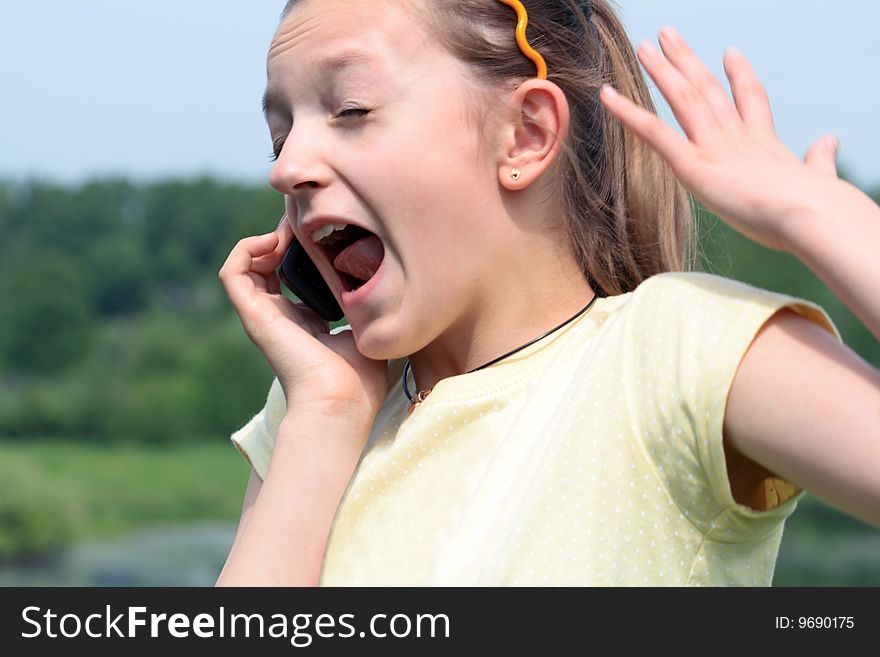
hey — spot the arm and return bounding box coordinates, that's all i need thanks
[216,402,374,586]
[723,308,880,527]
[216,468,262,584]
[599,28,880,525]
[782,180,880,339]
[722,131,880,526]
[721,132,880,526]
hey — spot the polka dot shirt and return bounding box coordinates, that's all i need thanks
[232,272,841,586]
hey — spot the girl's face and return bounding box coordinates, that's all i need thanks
[265,0,515,362]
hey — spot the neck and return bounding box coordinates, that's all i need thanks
[407,238,595,394]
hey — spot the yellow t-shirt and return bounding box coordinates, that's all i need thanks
[231,272,841,586]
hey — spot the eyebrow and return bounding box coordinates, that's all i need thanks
[261,49,377,119]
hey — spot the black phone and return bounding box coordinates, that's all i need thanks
[278,238,345,322]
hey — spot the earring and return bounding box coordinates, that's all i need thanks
[510,168,522,181]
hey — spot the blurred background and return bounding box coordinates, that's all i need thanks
[0,1,877,586]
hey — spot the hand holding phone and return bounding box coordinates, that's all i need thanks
[277,236,344,322]
[220,216,387,414]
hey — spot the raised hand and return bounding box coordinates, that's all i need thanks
[599,26,842,253]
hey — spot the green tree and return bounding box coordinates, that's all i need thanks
[85,235,149,316]
[0,254,94,374]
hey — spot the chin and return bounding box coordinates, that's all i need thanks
[349,316,416,362]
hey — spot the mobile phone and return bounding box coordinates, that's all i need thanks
[278,237,345,322]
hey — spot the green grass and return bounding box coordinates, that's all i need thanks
[0,438,249,540]
[2,439,877,585]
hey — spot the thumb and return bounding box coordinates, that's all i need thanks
[804,135,839,178]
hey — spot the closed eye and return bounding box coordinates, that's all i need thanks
[268,108,371,162]
[335,107,371,120]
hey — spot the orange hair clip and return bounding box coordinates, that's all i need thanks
[497,0,548,79]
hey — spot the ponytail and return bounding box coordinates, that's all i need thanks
[419,0,700,295]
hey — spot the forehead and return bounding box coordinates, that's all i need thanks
[267,0,428,86]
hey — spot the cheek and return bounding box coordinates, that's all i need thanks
[381,99,481,178]
[378,163,491,275]
[354,105,492,270]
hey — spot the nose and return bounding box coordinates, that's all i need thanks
[268,129,333,199]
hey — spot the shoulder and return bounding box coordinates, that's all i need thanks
[623,271,757,329]
[619,273,845,525]
[631,271,792,306]
[625,271,841,343]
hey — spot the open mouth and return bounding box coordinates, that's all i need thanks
[314,225,384,293]
[339,272,365,293]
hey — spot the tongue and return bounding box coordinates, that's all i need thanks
[333,235,385,283]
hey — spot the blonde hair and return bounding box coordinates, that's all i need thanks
[280,0,700,296]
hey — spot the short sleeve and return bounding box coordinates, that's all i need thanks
[229,325,407,480]
[230,376,287,480]
[623,272,843,540]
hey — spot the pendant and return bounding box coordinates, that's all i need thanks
[407,389,432,415]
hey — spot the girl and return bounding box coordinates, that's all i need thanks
[216,0,880,586]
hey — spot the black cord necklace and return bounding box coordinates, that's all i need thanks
[403,294,599,414]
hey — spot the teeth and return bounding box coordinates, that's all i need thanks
[310,223,348,245]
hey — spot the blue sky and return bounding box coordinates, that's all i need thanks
[2,0,878,191]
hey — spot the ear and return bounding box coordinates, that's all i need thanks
[496,80,570,190]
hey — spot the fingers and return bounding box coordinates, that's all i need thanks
[220,213,302,315]
[804,136,840,178]
[218,231,279,311]
[637,28,779,145]
[606,28,784,170]
[723,47,777,138]
[275,214,295,266]
[656,27,741,126]
[219,216,334,382]
[599,84,695,173]
[251,214,294,275]
[220,214,293,289]
[219,217,288,304]
[220,231,279,281]
[636,39,720,141]
[257,216,294,296]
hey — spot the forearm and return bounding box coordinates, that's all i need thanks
[784,179,880,339]
[216,405,373,586]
